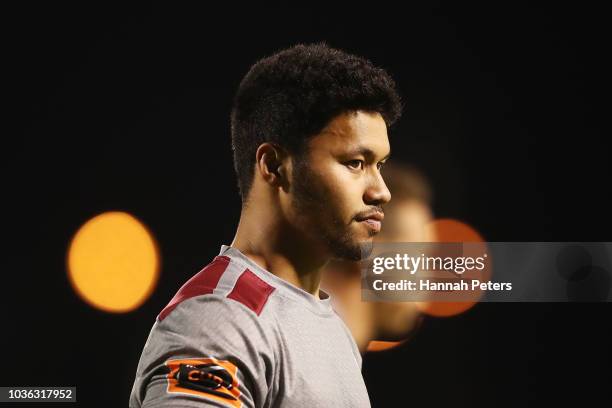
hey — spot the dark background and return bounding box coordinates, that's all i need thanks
[3,2,610,407]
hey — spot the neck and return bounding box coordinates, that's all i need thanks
[230,197,328,298]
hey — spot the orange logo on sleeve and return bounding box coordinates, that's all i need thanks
[166,357,242,408]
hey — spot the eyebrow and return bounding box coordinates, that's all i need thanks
[344,147,391,162]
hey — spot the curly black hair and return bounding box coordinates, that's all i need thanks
[230,43,402,201]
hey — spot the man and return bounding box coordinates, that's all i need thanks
[130,43,402,407]
[322,164,436,353]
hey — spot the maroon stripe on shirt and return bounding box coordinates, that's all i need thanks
[227,269,275,316]
[157,256,230,321]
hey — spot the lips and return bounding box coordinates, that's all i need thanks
[360,219,382,232]
[356,211,384,233]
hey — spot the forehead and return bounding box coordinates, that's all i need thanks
[307,111,390,157]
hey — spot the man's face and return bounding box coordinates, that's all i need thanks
[372,199,435,339]
[287,110,391,260]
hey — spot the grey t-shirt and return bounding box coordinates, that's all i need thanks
[130,245,370,407]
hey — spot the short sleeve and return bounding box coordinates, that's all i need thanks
[130,295,276,408]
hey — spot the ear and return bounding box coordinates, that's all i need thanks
[255,143,289,188]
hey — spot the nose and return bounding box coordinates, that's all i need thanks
[364,170,391,205]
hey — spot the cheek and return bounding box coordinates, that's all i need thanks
[296,159,364,226]
[322,168,364,215]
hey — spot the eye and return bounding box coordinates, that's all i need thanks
[346,160,364,171]
[377,161,386,171]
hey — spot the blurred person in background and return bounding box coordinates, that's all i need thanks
[322,163,435,353]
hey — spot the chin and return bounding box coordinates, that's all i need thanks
[327,225,376,261]
[330,240,372,261]
[357,240,374,259]
[379,321,418,341]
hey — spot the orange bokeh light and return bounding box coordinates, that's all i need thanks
[367,340,402,352]
[416,218,489,317]
[67,211,160,313]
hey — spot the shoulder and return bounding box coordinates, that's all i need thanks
[158,255,277,323]
[132,256,284,408]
